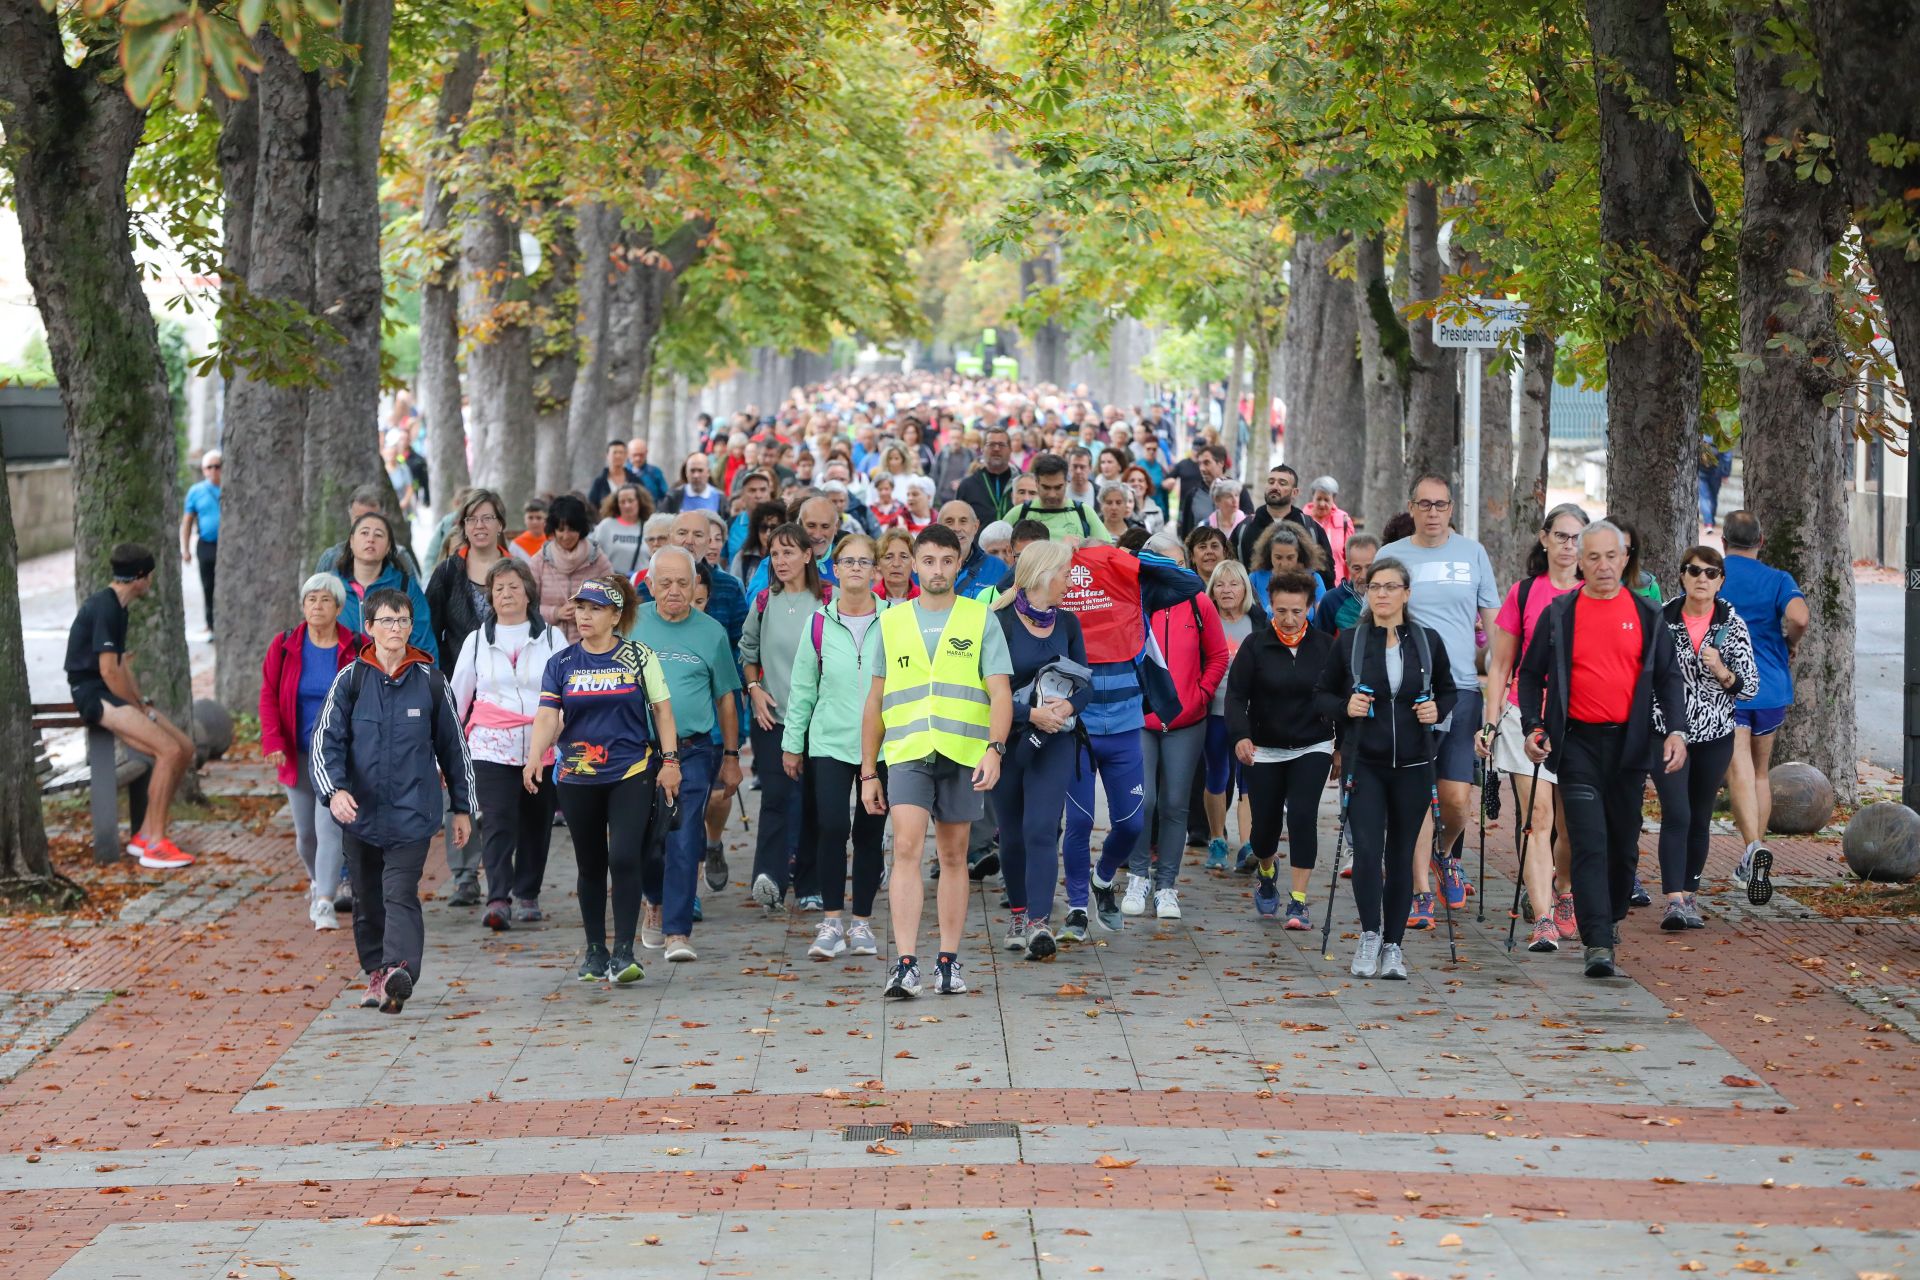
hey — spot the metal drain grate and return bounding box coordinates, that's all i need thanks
[841,1123,1018,1142]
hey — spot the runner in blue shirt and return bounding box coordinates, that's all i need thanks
[1715,511,1810,904]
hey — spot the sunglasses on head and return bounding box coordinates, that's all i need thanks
[1683,563,1723,580]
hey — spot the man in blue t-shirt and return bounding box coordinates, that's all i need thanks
[179,449,222,636]
[1717,510,1811,901]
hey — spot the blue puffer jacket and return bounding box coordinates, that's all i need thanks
[312,647,475,848]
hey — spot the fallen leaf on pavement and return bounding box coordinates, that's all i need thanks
[1093,1155,1137,1169]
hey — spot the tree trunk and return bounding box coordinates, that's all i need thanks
[1735,4,1856,801]
[1584,0,1710,579]
[1247,327,1276,487]
[1810,3,1920,406]
[460,184,533,505]
[418,44,482,508]
[598,231,644,472]
[1508,330,1555,558]
[1020,244,1066,386]
[1476,351,1518,578]
[1354,232,1408,526]
[1226,331,1246,453]
[305,0,395,546]
[1404,180,1459,486]
[530,212,579,510]
[0,431,55,890]
[0,10,193,735]
[1278,232,1365,496]
[564,201,620,494]
[215,33,318,710]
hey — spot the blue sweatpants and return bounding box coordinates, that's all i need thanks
[1062,728,1146,908]
[991,727,1079,924]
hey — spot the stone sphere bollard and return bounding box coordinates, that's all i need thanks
[191,698,234,768]
[1767,761,1835,834]
[1843,802,1920,883]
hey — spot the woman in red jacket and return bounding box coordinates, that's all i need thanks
[1122,550,1229,922]
[260,572,363,929]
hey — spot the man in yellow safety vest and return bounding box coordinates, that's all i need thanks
[861,525,1013,998]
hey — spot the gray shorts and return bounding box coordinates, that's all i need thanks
[886,754,986,825]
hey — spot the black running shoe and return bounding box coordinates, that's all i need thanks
[579,944,611,981]
[609,945,644,985]
[704,842,729,892]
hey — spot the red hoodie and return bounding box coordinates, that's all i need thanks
[1144,591,1229,731]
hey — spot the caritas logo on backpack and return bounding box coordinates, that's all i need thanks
[1064,545,1144,664]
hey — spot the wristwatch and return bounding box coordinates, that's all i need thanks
[723,749,740,758]
[988,740,1006,756]
[660,750,680,764]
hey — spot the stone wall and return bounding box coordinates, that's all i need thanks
[6,459,72,558]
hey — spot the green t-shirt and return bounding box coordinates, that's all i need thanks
[625,603,742,740]
[1008,501,1112,544]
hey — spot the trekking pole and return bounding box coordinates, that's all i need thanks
[1505,754,1547,952]
[1319,768,1356,961]
[1428,694,1451,967]
[1476,758,1489,923]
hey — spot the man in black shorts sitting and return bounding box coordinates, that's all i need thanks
[65,543,197,869]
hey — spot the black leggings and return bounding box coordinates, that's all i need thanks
[557,772,655,950]
[810,758,886,916]
[1347,760,1433,945]
[1653,732,1734,895]
[1247,752,1333,870]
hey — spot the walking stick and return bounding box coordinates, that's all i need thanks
[1319,766,1357,961]
[1475,759,1489,923]
[1506,756,1547,952]
[1415,694,1457,964]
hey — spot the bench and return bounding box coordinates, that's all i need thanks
[30,703,151,866]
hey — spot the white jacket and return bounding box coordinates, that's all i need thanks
[448,615,565,766]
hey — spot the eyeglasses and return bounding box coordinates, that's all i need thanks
[464,513,501,527]
[1548,531,1580,545]
[1412,499,1453,513]
[836,557,876,569]
[369,616,411,629]
[1682,564,1723,580]
[1364,581,1408,594]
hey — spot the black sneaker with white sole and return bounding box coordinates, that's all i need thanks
[884,958,922,998]
[1746,847,1774,906]
[608,944,644,984]
[1059,908,1089,943]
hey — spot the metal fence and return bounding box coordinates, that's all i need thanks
[1549,379,1608,447]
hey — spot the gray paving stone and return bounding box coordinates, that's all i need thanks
[49,1211,1918,1279]
[0,989,111,1084]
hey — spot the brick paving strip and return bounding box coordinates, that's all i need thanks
[1,762,1916,1277]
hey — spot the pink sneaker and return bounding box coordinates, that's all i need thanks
[1552,892,1578,941]
[360,968,387,1009]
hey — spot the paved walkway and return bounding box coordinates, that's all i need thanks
[1,760,1916,1278]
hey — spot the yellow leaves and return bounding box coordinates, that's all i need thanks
[866,1140,899,1156]
[1093,1154,1137,1168]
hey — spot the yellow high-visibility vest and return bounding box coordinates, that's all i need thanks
[878,596,993,767]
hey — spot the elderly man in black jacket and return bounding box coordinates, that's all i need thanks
[1517,520,1687,980]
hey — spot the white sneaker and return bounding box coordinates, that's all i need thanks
[809,918,846,960]
[1153,888,1181,920]
[664,937,697,963]
[310,898,339,931]
[1120,877,1150,916]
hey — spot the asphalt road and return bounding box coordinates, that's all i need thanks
[1857,579,1901,771]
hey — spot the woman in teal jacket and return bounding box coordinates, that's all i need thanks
[783,532,888,961]
[332,511,436,662]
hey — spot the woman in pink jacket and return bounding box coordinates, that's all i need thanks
[1307,477,1358,583]
[526,494,613,643]
[1123,569,1229,921]
[260,572,362,929]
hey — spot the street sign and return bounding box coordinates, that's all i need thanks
[1434,297,1530,349]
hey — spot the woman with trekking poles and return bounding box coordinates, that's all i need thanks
[1314,557,1456,981]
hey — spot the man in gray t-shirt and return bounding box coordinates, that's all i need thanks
[1378,474,1502,924]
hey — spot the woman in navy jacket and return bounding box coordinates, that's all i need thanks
[313,587,476,1015]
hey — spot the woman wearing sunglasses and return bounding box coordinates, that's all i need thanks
[1651,546,1757,930]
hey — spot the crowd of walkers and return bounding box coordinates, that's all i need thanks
[69,372,1812,1010]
